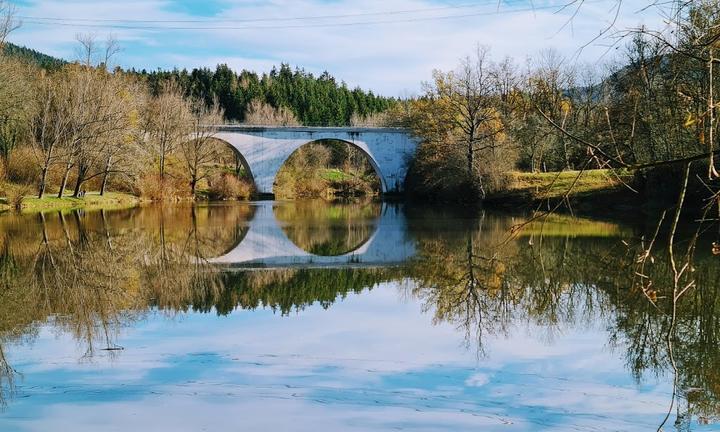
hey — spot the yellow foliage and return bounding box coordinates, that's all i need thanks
[560,99,572,116]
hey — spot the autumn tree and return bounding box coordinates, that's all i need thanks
[0,1,28,166]
[407,47,513,198]
[0,55,34,165]
[30,73,70,199]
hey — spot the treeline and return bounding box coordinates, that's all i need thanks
[2,42,66,70]
[385,2,720,207]
[133,63,395,126]
[3,1,720,208]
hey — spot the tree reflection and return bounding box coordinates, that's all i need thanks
[274,200,381,256]
[405,207,720,426]
[407,213,516,355]
[0,204,256,404]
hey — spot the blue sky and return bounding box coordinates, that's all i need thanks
[8,0,663,95]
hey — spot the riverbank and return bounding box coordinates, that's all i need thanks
[0,168,666,217]
[483,169,640,217]
[1,191,142,213]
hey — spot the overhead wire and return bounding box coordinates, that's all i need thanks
[16,1,606,31]
[16,0,519,24]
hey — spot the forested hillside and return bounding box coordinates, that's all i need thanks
[2,42,65,70]
[135,64,395,126]
[2,43,394,127]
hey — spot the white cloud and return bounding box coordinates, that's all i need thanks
[9,0,666,95]
[465,372,491,387]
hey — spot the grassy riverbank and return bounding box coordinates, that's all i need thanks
[0,169,638,215]
[484,169,639,215]
[503,169,629,199]
[2,191,141,213]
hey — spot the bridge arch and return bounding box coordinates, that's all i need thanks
[273,138,386,197]
[205,137,256,188]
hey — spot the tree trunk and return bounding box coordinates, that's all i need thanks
[38,165,49,199]
[100,172,109,196]
[159,152,165,180]
[100,156,112,196]
[38,146,54,199]
[58,164,71,198]
[190,176,197,196]
[467,147,473,179]
[72,165,87,198]
[467,138,475,192]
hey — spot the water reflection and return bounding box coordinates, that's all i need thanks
[275,200,382,256]
[404,208,720,427]
[213,201,413,268]
[0,202,718,430]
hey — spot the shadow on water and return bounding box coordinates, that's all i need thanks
[0,201,718,428]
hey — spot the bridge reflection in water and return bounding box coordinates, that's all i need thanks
[212,201,416,269]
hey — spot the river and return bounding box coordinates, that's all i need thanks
[0,201,717,431]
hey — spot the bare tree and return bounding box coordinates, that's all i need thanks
[75,33,99,68]
[414,46,507,197]
[0,56,34,164]
[30,75,70,198]
[72,72,142,197]
[0,0,19,48]
[180,97,225,196]
[141,80,192,180]
[98,76,145,195]
[0,2,27,165]
[244,99,299,126]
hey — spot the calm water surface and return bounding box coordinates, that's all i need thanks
[0,201,718,431]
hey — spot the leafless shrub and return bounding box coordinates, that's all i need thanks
[137,173,191,201]
[244,99,299,126]
[207,173,253,200]
[4,183,31,211]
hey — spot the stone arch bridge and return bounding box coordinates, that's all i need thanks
[212,126,419,195]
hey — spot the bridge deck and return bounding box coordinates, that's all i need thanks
[212,125,411,134]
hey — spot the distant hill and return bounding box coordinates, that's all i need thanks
[0,43,393,126]
[2,43,66,70]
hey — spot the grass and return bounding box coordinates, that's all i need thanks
[502,169,632,200]
[320,168,356,182]
[1,191,141,213]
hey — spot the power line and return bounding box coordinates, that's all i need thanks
[19,2,593,31]
[16,0,512,24]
